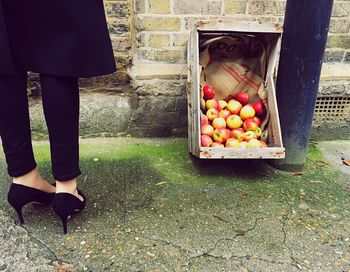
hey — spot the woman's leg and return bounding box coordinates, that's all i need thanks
[40,75,83,200]
[0,72,55,193]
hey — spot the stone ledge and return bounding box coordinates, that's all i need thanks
[132,63,350,81]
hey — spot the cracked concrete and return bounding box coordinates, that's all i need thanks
[0,138,349,272]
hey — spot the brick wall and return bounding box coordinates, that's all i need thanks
[133,0,350,76]
[128,0,350,137]
[29,1,350,138]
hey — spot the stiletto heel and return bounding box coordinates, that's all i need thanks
[60,216,68,234]
[7,183,55,224]
[14,206,25,224]
[52,189,86,234]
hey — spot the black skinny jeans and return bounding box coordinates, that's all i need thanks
[0,72,81,181]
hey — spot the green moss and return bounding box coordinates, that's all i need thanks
[2,138,349,222]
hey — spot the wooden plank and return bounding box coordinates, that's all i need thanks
[200,147,285,159]
[192,28,201,157]
[265,35,282,80]
[187,31,193,155]
[196,20,283,34]
[267,75,283,147]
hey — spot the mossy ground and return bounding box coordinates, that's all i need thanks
[0,138,349,271]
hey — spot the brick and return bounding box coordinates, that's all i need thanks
[115,55,132,67]
[136,16,181,31]
[134,0,146,13]
[148,0,170,14]
[329,19,350,34]
[327,35,350,49]
[105,2,131,18]
[173,0,211,14]
[108,21,130,35]
[331,3,349,17]
[248,1,286,16]
[135,33,147,47]
[224,1,247,15]
[208,1,223,15]
[111,36,132,52]
[172,33,189,47]
[148,34,171,48]
[183,16,207,30]
[138,49,186,63]
[323,50,345,63]
[339,3,350,16]
[134,64,187,81]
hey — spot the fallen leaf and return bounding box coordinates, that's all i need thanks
[314,160,328,167]
[240,194,249,200]
[155,181,167,186]
[235,229,247,236]
[343,160,350,166]
[213,215,230,223]
[56,263,76,272]
[310,180,322,184]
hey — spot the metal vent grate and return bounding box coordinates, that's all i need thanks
[314,96,350,124]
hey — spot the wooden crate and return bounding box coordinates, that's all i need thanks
[187,20,285,159]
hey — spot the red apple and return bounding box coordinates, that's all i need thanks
[201,114,209,126]
[211,142,225,148]
[203,85,216,100]
[230,128,245,142]
[244,131,257,142]
[213,128,230,144]
[235,91,249,105]
[219,109,231,120]
[247,138,262,148]
[206,108,219,121]
[201,135,213,147]
[260,140,268,148]
[201,124,214,136]
[253,116,262,127]
[224,94,235,102]
[212,118,226,129]
[218,100,228,111]
[253,101,266,117]
[226,138,240,148]
[206,99,219,110]
[240,104,255,120]
[226,115,243,129]
[227,99,243,115]
[243,118,258,132]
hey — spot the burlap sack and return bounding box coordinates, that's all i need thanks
[199,35,269,138]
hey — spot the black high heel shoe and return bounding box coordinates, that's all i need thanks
[52,189,86,234]
[7,183,55,224]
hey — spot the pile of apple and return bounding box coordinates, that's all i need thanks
[201,84,267,148]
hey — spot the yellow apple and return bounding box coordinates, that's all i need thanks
[240,104,255,120]
[212,117,226,129]
[226,115,243,129]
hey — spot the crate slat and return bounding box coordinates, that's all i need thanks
[199,147,285,159]
[196,20,283,34]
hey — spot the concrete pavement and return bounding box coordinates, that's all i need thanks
[0,138,349,272]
